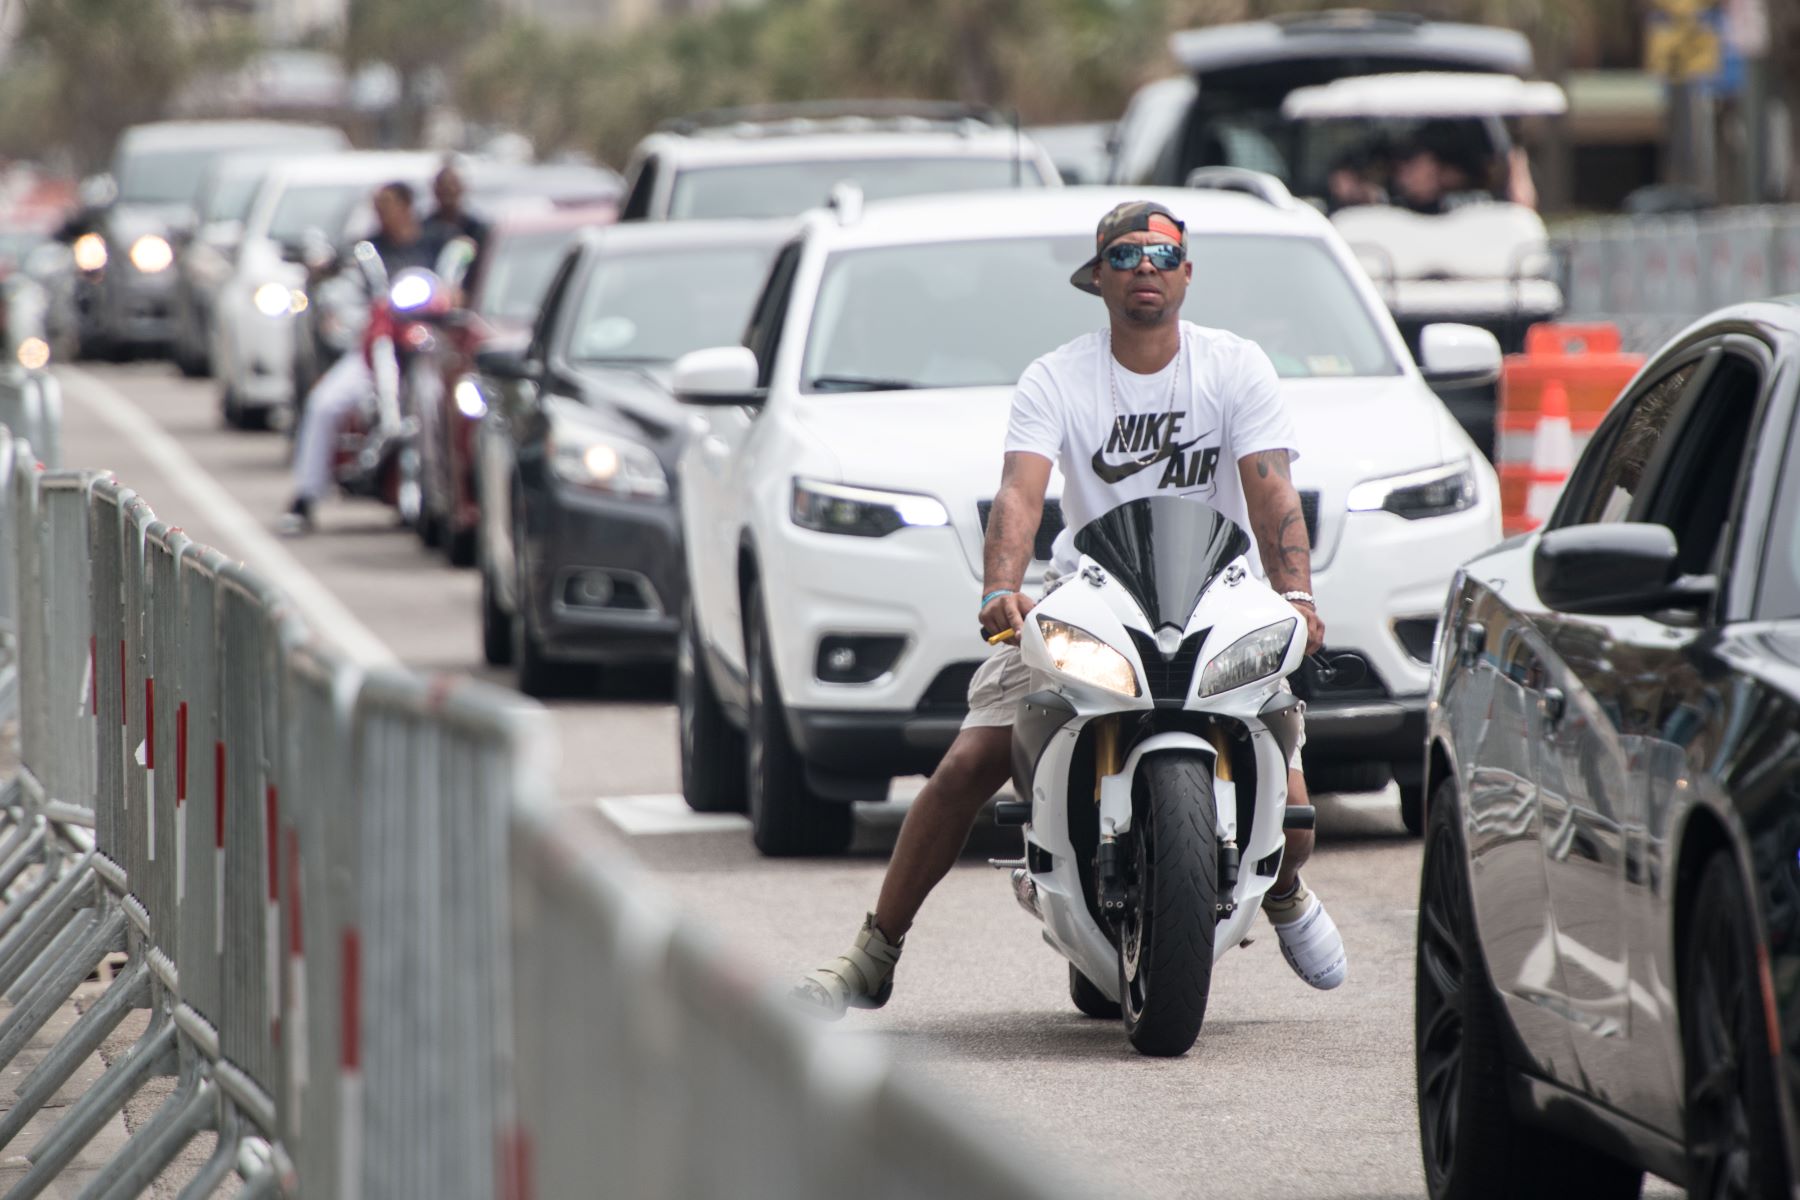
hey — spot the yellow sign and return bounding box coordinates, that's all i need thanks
[1646,1,1723,83]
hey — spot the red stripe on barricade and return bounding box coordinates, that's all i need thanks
[341,928,361,1070]
[266,785,279,902]
[500,1127,534,1200]
[288,830,303,954]
[176,703,187,802]
[215,742,226,849]
[144,679,154,769]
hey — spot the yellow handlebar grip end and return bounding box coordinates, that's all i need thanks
[986,628,1017,646]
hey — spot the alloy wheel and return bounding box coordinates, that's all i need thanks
[1416,817,1468,1188]
[1687,902,1755,1199]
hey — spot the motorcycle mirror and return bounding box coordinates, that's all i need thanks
[1308,652,1369,688]
[350,240,388,295]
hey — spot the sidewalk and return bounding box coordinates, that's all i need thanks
[0,976,229,1197]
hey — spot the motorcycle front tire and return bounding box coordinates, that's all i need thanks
[1119,753,1219,1057]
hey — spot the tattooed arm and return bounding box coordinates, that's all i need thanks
[1239,448,1325,654]
[979,452,1053,637]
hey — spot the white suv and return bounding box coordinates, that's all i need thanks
[618,101,1060,222]
[674,179,1502,855]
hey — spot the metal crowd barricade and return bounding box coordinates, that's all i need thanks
[350,669,530,1200]
[508,803,1080,1200]
[0,369,61,470]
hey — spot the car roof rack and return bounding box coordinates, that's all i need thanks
[1185,167,1295,208]
[659,100,1008,138]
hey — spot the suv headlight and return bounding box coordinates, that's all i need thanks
[72,233,107,273]
[791,478,949,537]
[1346,459,1477,520]
[549,423,668,499]
[253,282,306,317]
[1199,618,1296,697]
[1040,618,1139,697]
[128,234,173,274]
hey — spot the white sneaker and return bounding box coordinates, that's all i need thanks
[1269,889,1347,990]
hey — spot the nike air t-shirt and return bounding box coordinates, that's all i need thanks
[1006,321,1298,578]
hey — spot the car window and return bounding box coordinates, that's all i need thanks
[560,243,775,365]
[742,242,803,388]
[1759,408,1800,620]
[801,232,1397,393]
[1560,360,1702,527]
[1637,352,1761,578]
[528,248,581,364]
[668,158,1041,221]
[473,229,587,323]
[620,157,658,221]
[269,184,363,244]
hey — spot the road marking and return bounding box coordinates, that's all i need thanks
[595,793,750,835]
[57,366,397,669]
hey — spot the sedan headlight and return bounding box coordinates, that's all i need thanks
[1040,618,1140,697]
[1199,618,1296,697]
[1346,459,1477,520]
[253,282,307,317]
[128,234,173,274]
[790,478,949,537]
[549,423,668,500]
[72,233,107,273]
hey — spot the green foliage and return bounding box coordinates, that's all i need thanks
[457,0,1634,168]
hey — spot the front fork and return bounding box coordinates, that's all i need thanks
[1093,717,1241,919]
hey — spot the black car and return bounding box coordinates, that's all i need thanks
[472,221,784,696]
[1417,300,1800,1199]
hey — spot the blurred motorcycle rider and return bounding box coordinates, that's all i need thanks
[423,160,488,279]
[279,181,432,535]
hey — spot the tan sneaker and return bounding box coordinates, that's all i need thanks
[791,913,904,1020]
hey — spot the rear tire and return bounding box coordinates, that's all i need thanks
[1416,779,1642,1200]
[744,584,851,857]
[480,554,513,667]
[1069,964,1121,1019]
[678,598,747,814]
[1118,754,1218,1057]
[446,525,477,568]
[1682,855,1789,1200]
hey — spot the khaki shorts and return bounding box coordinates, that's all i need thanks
[962,644,1307,771]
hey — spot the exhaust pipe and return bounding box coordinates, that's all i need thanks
[1010,868,1041,921]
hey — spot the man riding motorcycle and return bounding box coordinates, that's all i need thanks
[795,201,1348,1016]
[280,181,441,535]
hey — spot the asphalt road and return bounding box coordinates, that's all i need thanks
[51,361,1683,1200]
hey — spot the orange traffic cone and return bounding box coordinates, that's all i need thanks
[1523,381,1574,530]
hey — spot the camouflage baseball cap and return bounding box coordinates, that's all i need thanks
[1069,200,1188,295]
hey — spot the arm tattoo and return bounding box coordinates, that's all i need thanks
[1252,449,1292,482]
[983,468,1044,595]
[1246,474,1311,594]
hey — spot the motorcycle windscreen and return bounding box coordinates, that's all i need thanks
[1072,496,1251,630]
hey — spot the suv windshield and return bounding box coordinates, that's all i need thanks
[669,158,1036,220]
[476,229,589,323]
[1074,496,1251,630]
[563,243,774,364]
[118,149,223,206]
[803,233,1397,392]
[268,184,362,243]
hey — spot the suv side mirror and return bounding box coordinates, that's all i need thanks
[1533,523,1713,615]
[1419,323,1502,388]
[475,343,533,381]
[673,346,761,406]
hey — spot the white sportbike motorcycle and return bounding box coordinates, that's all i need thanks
[996,495,1320,1057]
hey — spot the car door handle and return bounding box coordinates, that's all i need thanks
[1541,687,1566,728]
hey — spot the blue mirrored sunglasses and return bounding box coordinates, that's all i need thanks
[1103,242,1186,271]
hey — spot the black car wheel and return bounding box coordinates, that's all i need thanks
[677,598,746,814]
[744,584,851,857]
[1416,778,1643,1200]
[446,524,477,568]
[1399,776,1425,837]
[480,550,513,668]
[1682,855,1789,1200]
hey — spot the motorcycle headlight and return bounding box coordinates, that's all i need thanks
[1346,458,1477,520]
[790,478,949,537]
[1040,617,1140,697]
[128,234,173,274]
[1198,618,1296,697]
[549,423,668,500]
[72,233,107,273]
[454,378,487,419]
[253,282,306,317]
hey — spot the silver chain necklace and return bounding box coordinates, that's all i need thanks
[1106,331,1186,467]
